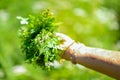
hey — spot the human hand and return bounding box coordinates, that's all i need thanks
[55,33,75,60]
[55,33,74,50]
[55,33,85,63]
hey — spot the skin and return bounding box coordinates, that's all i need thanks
[56,33,120,79]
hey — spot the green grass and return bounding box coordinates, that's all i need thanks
[0,0,119,79]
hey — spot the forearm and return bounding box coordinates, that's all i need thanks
[62,43,120,79]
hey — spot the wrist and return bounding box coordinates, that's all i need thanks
[65,42,85,64]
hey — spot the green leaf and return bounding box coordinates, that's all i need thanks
[19,9,62,70]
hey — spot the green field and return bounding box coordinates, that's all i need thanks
[0,0,120,80]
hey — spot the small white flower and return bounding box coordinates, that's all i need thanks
[17,16,29,25]
[20,19,28,24]
[13,65,27,75]
[16,16,22,19]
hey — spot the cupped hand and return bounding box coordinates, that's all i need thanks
[55,33,74,50]
[55,33,75,60]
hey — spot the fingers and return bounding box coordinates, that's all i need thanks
[55,33,71,41]
[55,33,74,50]
[55,33,74,43]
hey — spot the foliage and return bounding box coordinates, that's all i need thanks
[19,9,62,70]
[0,0,120,80]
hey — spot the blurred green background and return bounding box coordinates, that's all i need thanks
[0,0,120,80]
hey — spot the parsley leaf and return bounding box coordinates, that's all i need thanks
[19,9,62,70]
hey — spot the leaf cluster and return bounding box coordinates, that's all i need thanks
[19,9,62,70]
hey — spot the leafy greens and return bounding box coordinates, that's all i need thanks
[19,9,62,70]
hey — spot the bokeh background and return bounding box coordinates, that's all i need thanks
[0,0,120,80]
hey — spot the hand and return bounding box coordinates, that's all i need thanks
[55,33,74,50]
[55,33,75,60]
[55,33,85,63]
